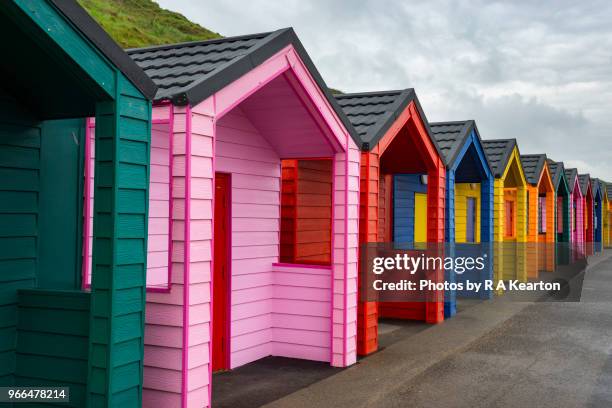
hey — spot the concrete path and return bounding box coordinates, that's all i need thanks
[262,250,612,408]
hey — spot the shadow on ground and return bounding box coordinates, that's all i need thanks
[212,357,342,408]
[212,299,485,407]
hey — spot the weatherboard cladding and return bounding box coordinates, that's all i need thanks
[481,139,517,177]
[127,28,360,146]
[520,154,546,186]
[334,89,443,157]
[607,183,612,200]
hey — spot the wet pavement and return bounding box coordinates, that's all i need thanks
[214,250,612,408]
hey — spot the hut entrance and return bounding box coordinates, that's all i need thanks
[414,192,428,244]
[280,158,333,265]
[213,173,231,371]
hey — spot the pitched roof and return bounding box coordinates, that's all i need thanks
[520,154,547,185]
[591,178,601,198]
[599,180,607,200]
[578,174,591,196]
[429,120,489,170]
[546,159,566,189]
[129,31,270,103]
[564,168,578,193]
[128,28,359,145]
[334,89,440,155]
[481,139,518,177]
[51,0,156,99]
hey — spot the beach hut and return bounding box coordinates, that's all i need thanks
[564,169,584,259]
[482,139,528,283]
[603,182,611,248]
[330,90,445,356]
[606,182,612,248]
[0,1,156,406]
[591,179,603,253]
[520,154,555,276]
[547,159,571,264]
[579,174,594,255]
[87,29,361,406]
[430,121,493,317]
[601,180,608,249]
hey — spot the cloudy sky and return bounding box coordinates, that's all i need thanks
[157,0,612,180]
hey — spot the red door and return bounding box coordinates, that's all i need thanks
[213,173,230,371]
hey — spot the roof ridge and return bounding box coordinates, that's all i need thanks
[126,30,276,54]
[481,138,517,177]
[430,120,472,126]
[334,89,409,99]
[482,138,516,144]
[131,44,255,61]
[520,153,547,185]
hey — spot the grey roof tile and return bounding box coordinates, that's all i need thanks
[128,32,270,103]
[546,159,566,190]
[429,120,472,166]
[578,174,591,196]
[481,139,517,177]
[565,168,578,193]
[127,28,360,146]
[591,178,601,198]
[334,89,442,157]
[520,154,546,185]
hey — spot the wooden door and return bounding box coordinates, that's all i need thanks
[213,173,230,371]
[414,193,428,243]
[466,197,476,243]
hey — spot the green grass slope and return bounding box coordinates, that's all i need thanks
[78,0,221,48]
[80,0,343,92]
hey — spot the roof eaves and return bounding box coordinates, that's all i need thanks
[50,0,157,100]
[125,31,270,54]
[277,28,362,148]
[409,91,445,165]
[555,163,569,193]
[179,27,362,148]
[565,168,577,193]
[536,155,547,185]
[592,178,601,197]
[181,28,291,106]
[579,174,591,196]
[445,120,475,168]
[553,160,565,189]
[530,154,547,186]
[359,88,415,151]
[496,139,517,178]
[469,122,494,176]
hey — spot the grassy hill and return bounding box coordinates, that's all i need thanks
[80,0,342,91]
[78,0,221,48]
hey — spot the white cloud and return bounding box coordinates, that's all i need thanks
[156,0,612,180]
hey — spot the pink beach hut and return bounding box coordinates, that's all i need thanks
[564,168,584,259]
[85,29,360,407]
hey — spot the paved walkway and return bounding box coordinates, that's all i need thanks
[263,250,612,408]
[214,250,612,408]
